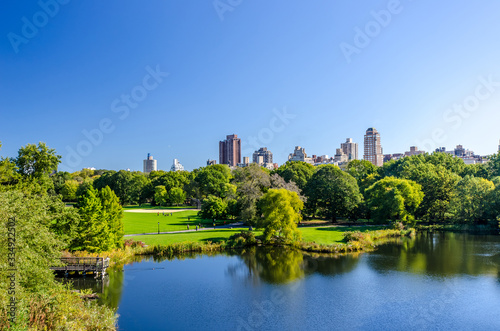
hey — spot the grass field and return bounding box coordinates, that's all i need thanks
[128,229,262,245]
[299,225,385,245]
[123,206,388,246]
[123,210,230,235]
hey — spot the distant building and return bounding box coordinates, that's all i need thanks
[405,146,426,157]
[143,153,157,173]
[334,148,348,163]
[219,134,241,167]
[171,159,184,172]
[252,147,273,165]
[340,138,358,161]
[207,159,216,166]
[384,153,405,162]
[243,156,250,165]
[363,128,384,166]
[288,146,314,164]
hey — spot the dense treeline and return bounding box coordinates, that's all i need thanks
[42,145,500,230]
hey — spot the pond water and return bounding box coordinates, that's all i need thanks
[82,232,500,330]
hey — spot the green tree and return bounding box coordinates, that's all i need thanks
[15,142,61,178]
[61,179,79,201]
[258,188,303,243]
[365,177,424,223]
[194,165,233,199]
[274,161,315,192]
[51,171,72,195]
[100,186,124,249]
[397,162,460,222]
[0,158,19,186]
[92,170,146,205]
[169,187,186,205]
[460,163,490,179]
[305,165,362,221]
[232,164,271,223]
[487,152,500,178]
[347,159,378,192]
[449,176,495,223]
[199,195,228,220]
[73,187,112,252]
[154,185,168,206]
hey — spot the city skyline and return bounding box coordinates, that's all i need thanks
[2,2,500,172]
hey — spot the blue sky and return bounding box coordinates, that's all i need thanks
[1,0,500,172]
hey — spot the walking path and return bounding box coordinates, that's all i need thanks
[124,208,198,213]
[124,222,248,237]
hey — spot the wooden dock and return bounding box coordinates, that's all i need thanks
[51,257,110,278]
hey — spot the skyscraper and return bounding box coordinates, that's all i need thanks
[252,147,273,165]
[363,128,383,166]
[143,153,157,173]
[219,134,241,167]
[340,138,358,161]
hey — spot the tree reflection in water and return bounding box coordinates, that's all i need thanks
[227,247,361,284]
[369,232,500,277]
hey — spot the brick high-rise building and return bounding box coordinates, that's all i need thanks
[219,134,241,167]
[340,138,358,161]
[363,128,383,166]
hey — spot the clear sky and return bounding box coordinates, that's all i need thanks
[2,0,500,172]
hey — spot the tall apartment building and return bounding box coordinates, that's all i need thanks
[219,134,241,167]
[363,128,384,166]
[143,153,157,173]
[252,147,273,165]
[340,138,358,161]
[171,159,184,172]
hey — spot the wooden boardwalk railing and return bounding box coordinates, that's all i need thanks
[50,257,110,277]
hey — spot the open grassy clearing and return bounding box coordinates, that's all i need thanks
[129,229,262,245]
[299,225,385,245]
[123,210,237,234]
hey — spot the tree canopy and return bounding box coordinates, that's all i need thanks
[305,165,362,221]
[258,188,303,243]
[365,177,424,223]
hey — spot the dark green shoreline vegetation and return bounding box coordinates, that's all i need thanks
[2,141,500,329]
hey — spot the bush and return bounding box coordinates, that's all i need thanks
[227,231,257,248]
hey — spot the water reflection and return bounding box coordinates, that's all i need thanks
[302,252,360,277]
[227,247,362,284]
[65,232,500,314]
[227,247,305,284]
[370,232,500,277]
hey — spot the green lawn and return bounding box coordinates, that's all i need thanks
[123,204,196,210]
[299,225,385,245]
[129,229,262,245]
[123,210,238,235]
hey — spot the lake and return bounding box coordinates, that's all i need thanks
[84,232,500,330]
